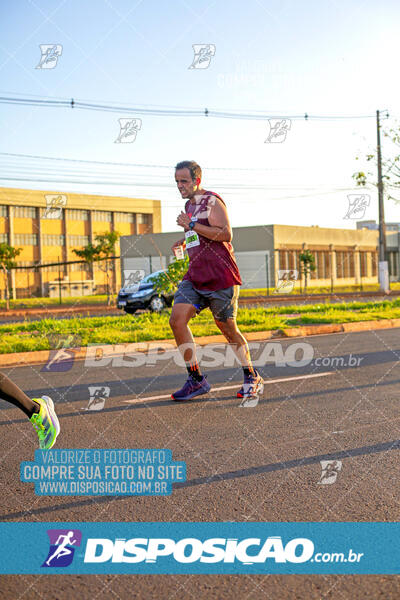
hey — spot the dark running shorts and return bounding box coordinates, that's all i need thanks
[173,280,240,322]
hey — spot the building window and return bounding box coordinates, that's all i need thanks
[14,233,38,246]
[324,252,331,279]
[387,251,399,278]
[0,206,7,217]
[336,251,355,279]
[92,210,112,222]
[39,207,63,219]
[336,252,345,279]
[68,235,89,247]
[14,206,36,218]
[0,233,8,243]
[70,262,88,272]
[287,250,296,271]
[114,212,134,223]
[359,252,368,277]
[16,260,35,267]
[42,234,65,246]
[67,209,88,221]
[137,214,151,225]
[310,252,317,279]
[41,264,59,273]
[371,252,378,276]
[349,252,355,278]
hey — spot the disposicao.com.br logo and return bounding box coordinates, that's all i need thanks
[84,536,314,564]
[36,527,365,573]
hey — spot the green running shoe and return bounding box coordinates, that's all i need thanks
[30,395,60,450]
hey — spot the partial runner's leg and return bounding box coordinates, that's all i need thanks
[214,317,263,398]
[169,303,210,401]
[0,372,60,449]
[214,318,255,374]
[0,372,39,417]
[169,303,202,380]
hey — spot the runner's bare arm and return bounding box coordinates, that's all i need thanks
[176,197,232,242]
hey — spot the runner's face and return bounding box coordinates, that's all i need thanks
[175,168,200,199]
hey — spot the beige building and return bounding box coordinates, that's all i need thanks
[0,187,161,297]
[120,223,386,289]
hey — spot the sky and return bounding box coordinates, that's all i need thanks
[0,0,399,232]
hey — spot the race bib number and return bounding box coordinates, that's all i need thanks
[185,229,200,248]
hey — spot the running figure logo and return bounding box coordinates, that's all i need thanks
[36,44,63,69]
[344,194,370,220]
[123,269,145,288]
[115,118,142,143]
[189,44,216,69]
[318,460,342,485]
[85,386,110,411]
[274,270,298,293]
[41,334,81,373]
[42,529,82,567]
[43,194,67,219]
[265,119,291,143]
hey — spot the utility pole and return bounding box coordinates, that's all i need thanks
[376,109,389,292]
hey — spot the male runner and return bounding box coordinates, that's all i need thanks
[0,372,60,449]
[170,160,263,401]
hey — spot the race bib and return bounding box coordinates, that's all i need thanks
[185,229,200,248]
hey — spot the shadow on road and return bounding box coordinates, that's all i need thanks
[2,437,400,520]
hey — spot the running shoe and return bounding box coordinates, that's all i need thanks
[171,375,211,401]
[30,395,60,450]
[237,370,264,399]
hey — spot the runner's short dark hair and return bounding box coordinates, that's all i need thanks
[175,160,202,182]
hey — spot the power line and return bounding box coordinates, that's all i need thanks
[0,175,349,191]
[0,151,291,172]
[0,93,379,121]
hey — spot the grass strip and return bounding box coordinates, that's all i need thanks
[1,298,400,354]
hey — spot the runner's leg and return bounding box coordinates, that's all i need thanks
[169,303,202,378]
[214,318,256,374]
[0,372,39,417]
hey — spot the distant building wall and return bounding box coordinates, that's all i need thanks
[0,187,161,297]
[120,224,392,289]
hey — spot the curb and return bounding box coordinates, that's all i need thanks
[1,318,399,368]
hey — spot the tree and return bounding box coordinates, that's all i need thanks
[73,231,120,305]
[299,250,316,294]
[353,121,400,204]
[149,255,189,297]
[0,243,22,310]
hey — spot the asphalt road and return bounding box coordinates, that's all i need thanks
[1,328,400,598]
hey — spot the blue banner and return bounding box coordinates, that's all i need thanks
[0,522,399,574]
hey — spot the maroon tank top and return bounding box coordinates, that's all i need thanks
[182,190,242,291]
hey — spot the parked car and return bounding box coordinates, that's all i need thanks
[117,270,174,314]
